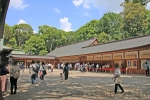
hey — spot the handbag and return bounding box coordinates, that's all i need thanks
[39,71,43,76]
[115,77,122,84]
[42,66,47,75]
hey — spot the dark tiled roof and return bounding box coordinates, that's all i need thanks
[78,34,150,55]
[46,38,97,57]
[47,35,150,57]
[12,54,55,59]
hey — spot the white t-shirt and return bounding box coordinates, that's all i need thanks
[48,64,52,67]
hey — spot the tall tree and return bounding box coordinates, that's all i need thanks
[121,2,148,37]
[98,32,112,43]
[75,20,99,40]
[146,10,150,34]
[98,12,123,40]
[4,24,13,46]
[12,24,33,48]
[24,35,47,55]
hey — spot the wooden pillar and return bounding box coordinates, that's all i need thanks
[93,55,94,64]
[111,53,114,68]
[123,52,126,68]
[137,50,141,70]
[102,54,103,64]
[24,60,27,68]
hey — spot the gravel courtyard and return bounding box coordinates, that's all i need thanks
[4,69,150,100]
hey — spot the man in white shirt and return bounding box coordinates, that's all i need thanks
[61,63,64,70]
[69,63,72,71]
[96,64,99,72]
[58,63,60,69]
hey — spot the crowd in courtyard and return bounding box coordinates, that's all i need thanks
[0,60,149,99]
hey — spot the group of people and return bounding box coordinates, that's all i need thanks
[57,63,72,71]
[29,61,49,84]
[59,62,124,93]
[73,63,107,72]
[0,61,20,96]
[3,61,150,95]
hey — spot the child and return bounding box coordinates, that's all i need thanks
[60,73,63,82]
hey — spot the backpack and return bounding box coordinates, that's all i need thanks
[35,66,40,72]
[14,70,20,79]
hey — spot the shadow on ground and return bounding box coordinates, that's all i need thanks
[3,71,150,100]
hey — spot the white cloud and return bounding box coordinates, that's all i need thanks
[73,0,124,13]
[60,17,72,32]
[18,19,27,24]
[33,30,37,34]
[73,0,84,6]
[53,8,61,14]
[10,0,28,10]
[146,2,150,10]
[82,12,91,17]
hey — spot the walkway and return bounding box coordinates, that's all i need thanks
[4,69,150,100]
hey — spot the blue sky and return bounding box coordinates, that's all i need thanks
[6,0,150,33]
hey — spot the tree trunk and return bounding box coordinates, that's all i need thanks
[50,40,54,52]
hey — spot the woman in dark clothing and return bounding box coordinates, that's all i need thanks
[39,62,47,84]
[63,63,69,82]
[0,63,9,95]
[10,61,20,95]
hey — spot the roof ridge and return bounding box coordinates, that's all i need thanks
[55,37,97,49]
[83,34,150,48]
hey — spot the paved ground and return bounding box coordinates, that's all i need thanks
[3,69,150,100]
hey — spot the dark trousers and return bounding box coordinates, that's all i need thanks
[10,77,18,94]
[31,74,36,84]
[114,84,124,93]
[64,72,68,80]
[146,70,149,76]
[40,75,44,80]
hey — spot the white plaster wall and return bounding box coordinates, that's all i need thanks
[125,51,138,59]
[103,54,112,59]
[113,53,124,59]
[140,49,150,58]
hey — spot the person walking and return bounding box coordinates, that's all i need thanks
[0,63,9,95]
[144,62,149,76]
[96,64,99,72]
[63,63,69,82]
[69,63,72,71]
[20,62,24,72]
[39,62,47,84]
[112,63,124,94]
[51,64,53,73]
[29,60,37,84]
[48,63,51,73]
[9,61,20,95]
[58,63,60,69]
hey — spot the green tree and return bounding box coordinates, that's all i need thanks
[12,24,33,48]
[121,2,148,37]
[145,10,150,34]
[98,12,123,40]
[98,32,112,43]
[4,24,13,45]
[75,20,100,40]
[125,0,150,6]
[24,35,47,55]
